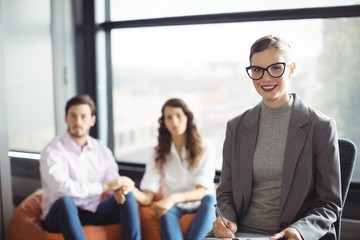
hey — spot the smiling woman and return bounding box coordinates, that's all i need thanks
[211,34,341,239]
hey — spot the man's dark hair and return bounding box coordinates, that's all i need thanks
[65,94,96,116]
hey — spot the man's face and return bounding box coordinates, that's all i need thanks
[65,104,95,139]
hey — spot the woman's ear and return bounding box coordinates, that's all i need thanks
[287,62,296,78]
[289,62,296,74]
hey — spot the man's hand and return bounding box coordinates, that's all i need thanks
[103,176,135,193]
[119,176,135,194]
[270,227,302,240]
[114,189,126,204]
[212,216,237,238]
[111,176,135,204]
[103,177,122,192]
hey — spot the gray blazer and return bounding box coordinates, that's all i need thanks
[217,94,341,240]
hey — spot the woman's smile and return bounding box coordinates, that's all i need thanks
[261,85,277,92]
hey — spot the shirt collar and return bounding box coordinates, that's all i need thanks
[170,142,187,161]
[62,132,93,152]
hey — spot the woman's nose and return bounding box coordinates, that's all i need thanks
[262,70,272,81]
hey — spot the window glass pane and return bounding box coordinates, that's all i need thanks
[111,17,360,181]
[110,0,360,21]
[4,0,55,152]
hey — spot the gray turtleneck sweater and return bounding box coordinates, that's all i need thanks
[240,96,293,234]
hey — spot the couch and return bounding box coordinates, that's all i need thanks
[7,190,195,240]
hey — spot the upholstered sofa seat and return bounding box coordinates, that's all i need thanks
[7,190,195,240]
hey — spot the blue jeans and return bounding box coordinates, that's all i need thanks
[43,192,141,240]
[160,194,216,240]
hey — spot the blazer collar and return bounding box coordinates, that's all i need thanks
[243,93,309,128]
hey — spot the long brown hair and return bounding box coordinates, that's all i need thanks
[155,98,203,171]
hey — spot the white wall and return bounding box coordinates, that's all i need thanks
[0,0,14,237]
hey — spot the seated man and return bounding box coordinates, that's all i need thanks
[39,94,141,240]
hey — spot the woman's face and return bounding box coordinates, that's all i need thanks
[251,47,295,108]
[163,106,188,137]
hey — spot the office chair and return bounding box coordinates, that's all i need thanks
[334,138,357,239]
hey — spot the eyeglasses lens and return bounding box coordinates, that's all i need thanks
[247,62,286,80]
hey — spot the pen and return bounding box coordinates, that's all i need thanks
[214,204,229,228]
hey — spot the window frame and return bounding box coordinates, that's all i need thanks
[101,5,360,30]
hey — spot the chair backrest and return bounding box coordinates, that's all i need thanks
[334,138,357,239]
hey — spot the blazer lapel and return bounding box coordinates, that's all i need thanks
[238,103,261,209]
[280,94,309,215]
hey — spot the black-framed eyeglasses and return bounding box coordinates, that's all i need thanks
[246,62,288,80]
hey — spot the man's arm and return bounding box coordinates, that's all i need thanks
[40,148,104,198]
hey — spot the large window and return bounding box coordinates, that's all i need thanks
[4,0,55,152]
[98,2,360,182]
[4,0,76,154]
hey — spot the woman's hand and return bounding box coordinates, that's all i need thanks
[270,227,302,240]
[132,188,154,206]
[212,216,237,238]
[153,195,176,218]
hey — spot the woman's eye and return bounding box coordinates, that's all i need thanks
[252,67,262,72]
[271,65,282,71]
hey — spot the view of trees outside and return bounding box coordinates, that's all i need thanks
[314,17,360,179]
[111,17,360,181]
